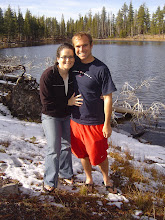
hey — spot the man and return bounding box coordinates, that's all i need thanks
[70,32,117,193]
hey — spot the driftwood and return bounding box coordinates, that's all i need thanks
[112,106,146,116]
[0,64,25,74]
[113,79,165,124]
[0,74,18,83]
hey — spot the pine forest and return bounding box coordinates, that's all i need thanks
[0,3,165,43]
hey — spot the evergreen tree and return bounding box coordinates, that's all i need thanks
[17,8,24,41]
[133,9,138,35]
[107,13,111,37]
[128,2,134,36]
[137,4,145,34]
[24,9,32,40]
[91,14,98,38]
[0,8,4,38]
[92,12,101,38]
[100,6,107,38]
[78,14,84,32]
[83,15,88,32]
[66,18,74,38]
[145,8,150,34]
[163,5,165,34]
[156,6,164,35]
[31,16,39,39]
[150,13,157,35]
[121,3,128,37]
[4,5,16,41]
[116,9,123,37]
[60,14,65,37]
[87,10,92,33]
[13,11,18,39]
[38,16,45,38]
[111,14,116,37]
[52,17,60,39]
[45,18,51,38]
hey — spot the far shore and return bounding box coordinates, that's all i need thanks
[0,34,165,49]
[95,34,165,42]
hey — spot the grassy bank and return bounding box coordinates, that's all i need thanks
[105,34,165,42]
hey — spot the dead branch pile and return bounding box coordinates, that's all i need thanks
[112,78,165,127]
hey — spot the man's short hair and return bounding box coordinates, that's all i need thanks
[72,32,93,46]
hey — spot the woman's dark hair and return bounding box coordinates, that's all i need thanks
[55,43,75,64]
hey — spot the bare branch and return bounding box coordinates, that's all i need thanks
[113,78,165,128]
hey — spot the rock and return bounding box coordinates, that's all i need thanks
[0,183,19,196]
[10,156,22,167]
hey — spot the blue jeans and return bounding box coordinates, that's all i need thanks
[42,114,73,188]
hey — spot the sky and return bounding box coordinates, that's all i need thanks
[1,0,165,22]
[0,102,165,217]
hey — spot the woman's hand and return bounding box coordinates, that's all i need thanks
[68,93,83,106]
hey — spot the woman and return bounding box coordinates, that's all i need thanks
[40,43,83,192]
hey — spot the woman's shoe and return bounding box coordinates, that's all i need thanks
[43,183,55,193]
[63,177,74,185]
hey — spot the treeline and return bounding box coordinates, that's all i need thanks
[0,3,165,42]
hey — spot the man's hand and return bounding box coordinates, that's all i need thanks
[102,123,112,138]
[68,93,83,106]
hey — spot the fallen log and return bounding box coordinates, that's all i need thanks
[0,74,18,83]
[113,106,147,116]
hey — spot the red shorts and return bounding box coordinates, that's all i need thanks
[70,120,108,166]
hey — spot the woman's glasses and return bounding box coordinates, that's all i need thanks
[60,56,74,60]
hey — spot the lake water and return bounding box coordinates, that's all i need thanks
[0,40,165,147]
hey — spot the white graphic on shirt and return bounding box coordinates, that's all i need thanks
[73,70,92,79]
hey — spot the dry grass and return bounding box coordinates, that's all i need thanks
[0,140,10,148]
[109,151,148,184]
[0,141,11,153]
[109,145,165,219]
[0,179,132,220]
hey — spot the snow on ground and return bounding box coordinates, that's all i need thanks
[0,103,165,213]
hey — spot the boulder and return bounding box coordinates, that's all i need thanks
[0,183,19,196]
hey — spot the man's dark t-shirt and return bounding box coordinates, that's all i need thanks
[71,57,117,125]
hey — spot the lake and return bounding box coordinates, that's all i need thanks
[0,40,165,147]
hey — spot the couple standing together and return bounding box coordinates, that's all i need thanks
[40,32,117,193]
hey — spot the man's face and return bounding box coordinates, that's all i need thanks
[73,35,93,63]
